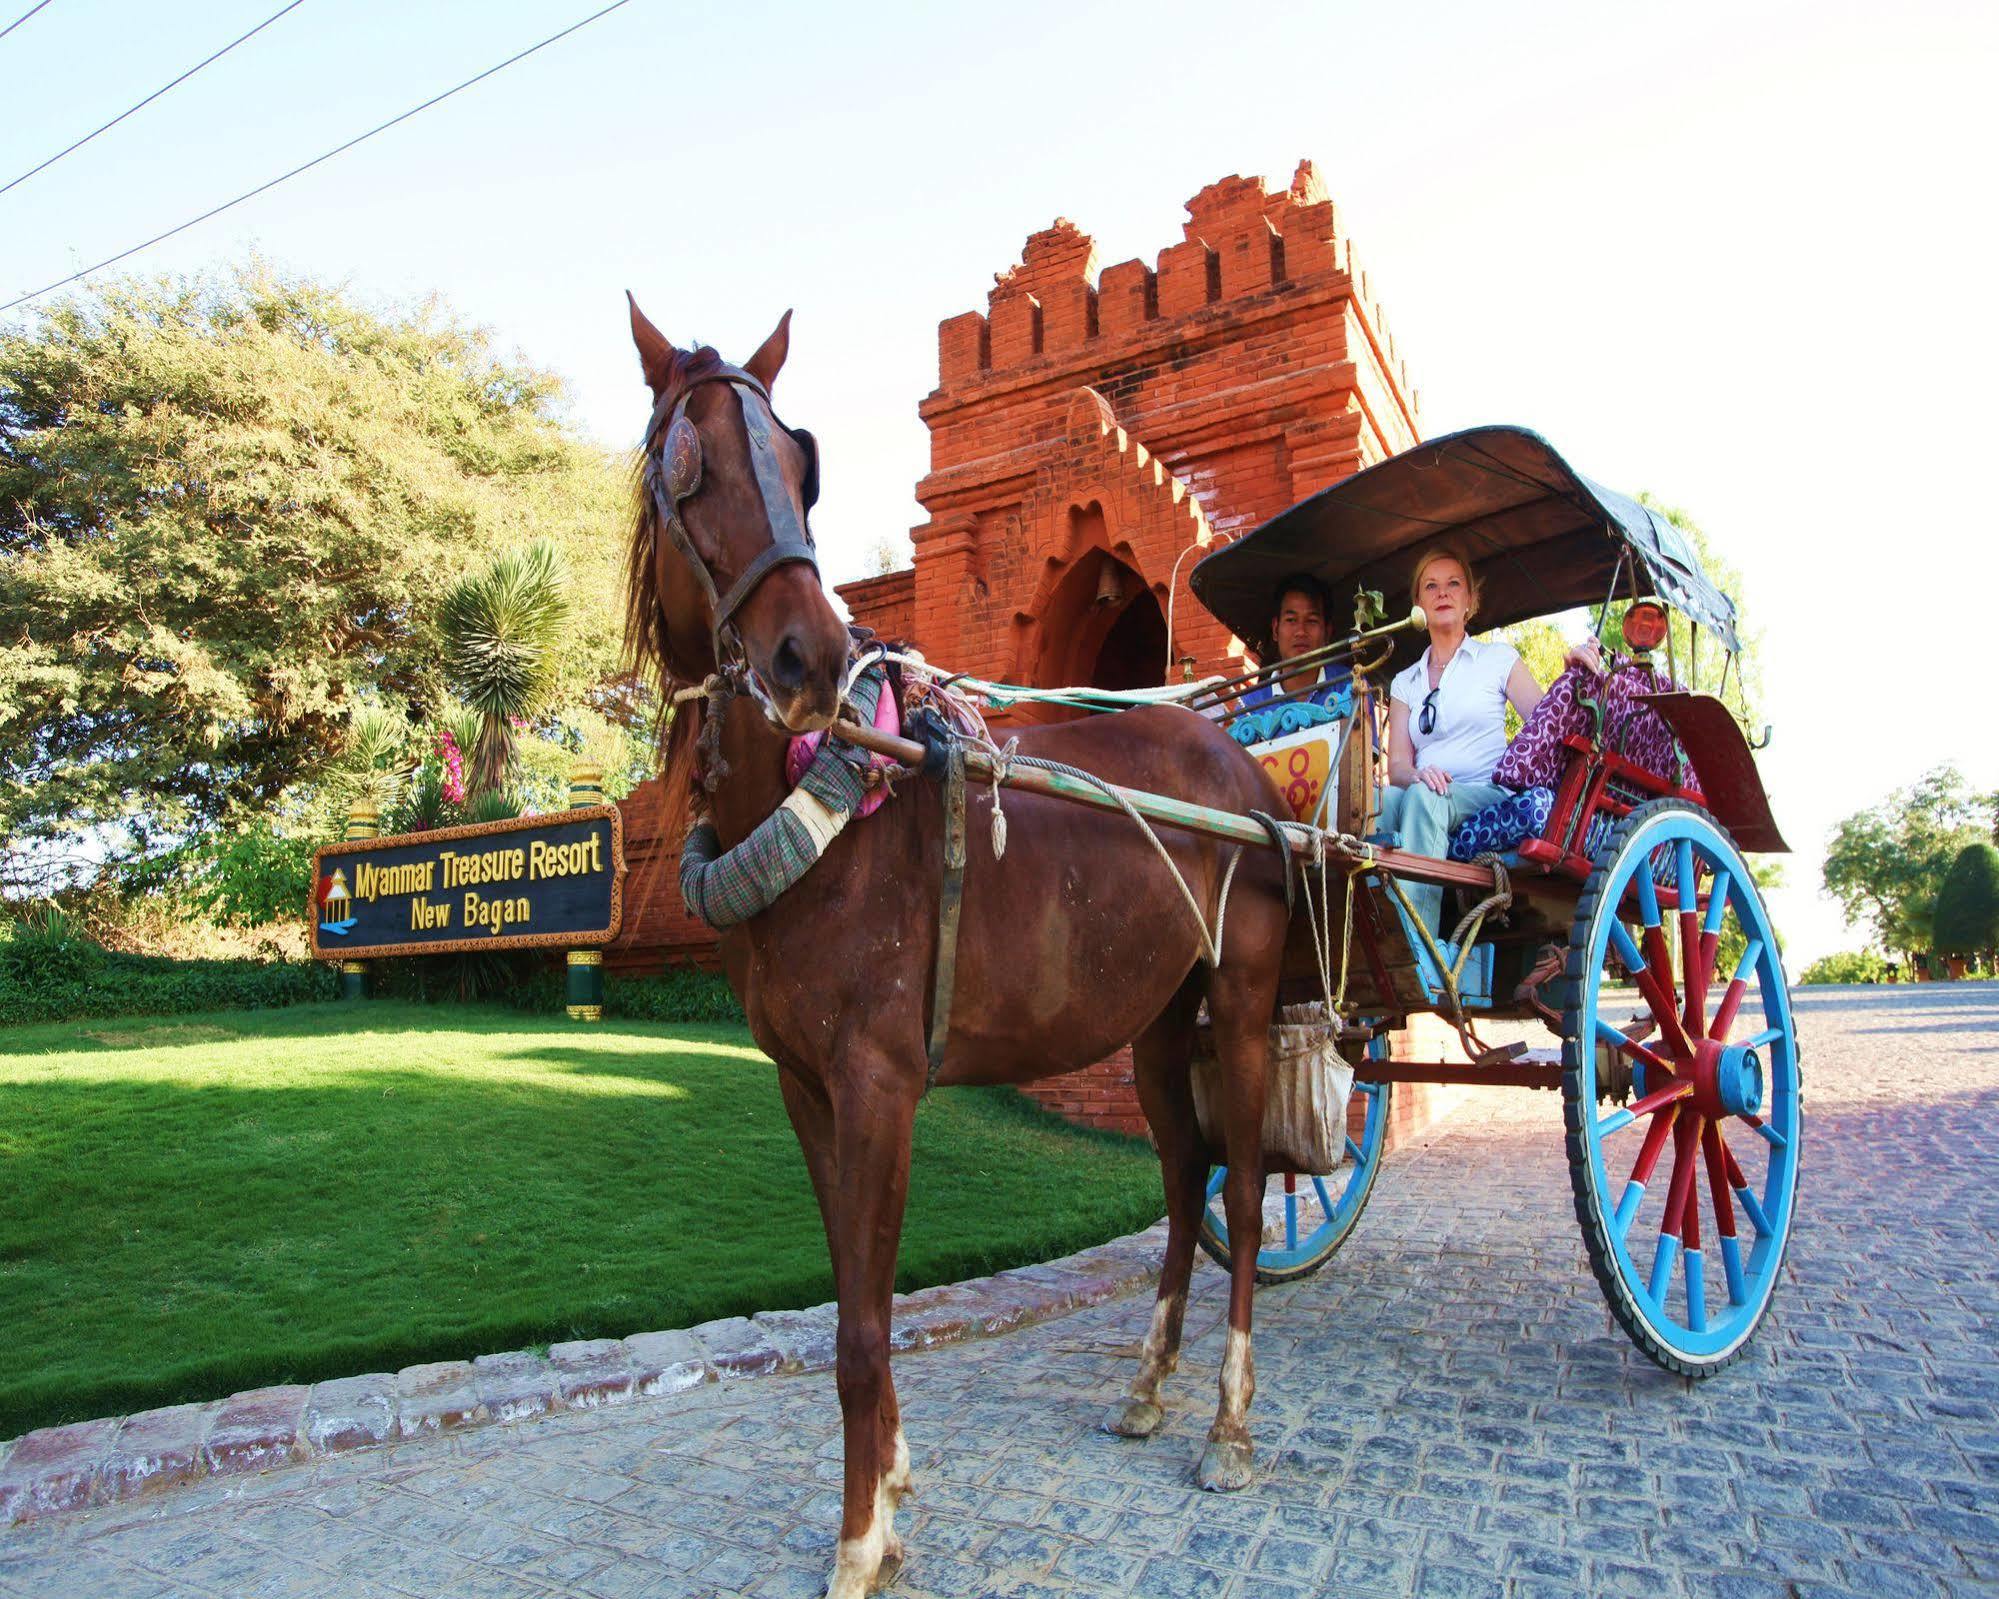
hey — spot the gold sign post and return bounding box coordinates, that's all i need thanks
[565,763,605,1021]
[340,801,379,1000]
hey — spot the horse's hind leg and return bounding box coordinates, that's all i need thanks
[1200,969,1275,1493]
[1105,977,1205,1440]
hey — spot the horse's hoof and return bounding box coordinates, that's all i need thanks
[1197,1436,1255,1492]
[1103,1396,1164,1438]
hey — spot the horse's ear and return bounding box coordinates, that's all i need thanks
[744,309,792,392]
[628,291,677,394]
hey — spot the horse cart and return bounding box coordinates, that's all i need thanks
[629,309,1795,1591]
[842,425,1798,1380]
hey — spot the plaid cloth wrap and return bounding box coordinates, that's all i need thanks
[679,667,887,929]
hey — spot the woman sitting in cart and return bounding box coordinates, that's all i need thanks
[1237,574,1351,712]
[1382,540,1601,933]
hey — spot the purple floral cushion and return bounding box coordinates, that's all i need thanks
[1493,667,1591,791]
[1494,659,1684,793]
[1600,663,1683,782]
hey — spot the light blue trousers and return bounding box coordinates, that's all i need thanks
[1378,779,1508,936]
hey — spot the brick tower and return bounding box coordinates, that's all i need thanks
[825,162,1465,1139]
[839,159,1421,710]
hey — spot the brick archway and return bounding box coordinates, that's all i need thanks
[1029,543,1169,693]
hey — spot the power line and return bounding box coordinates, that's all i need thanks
[0,0,54,42]
[3,1,309,199]
[2,0,634,316]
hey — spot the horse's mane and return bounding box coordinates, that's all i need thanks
[624,343,727,846]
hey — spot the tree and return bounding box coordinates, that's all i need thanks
[1800,949,1891,985]
[438,540,571,798]
[1932,842,1999,966]
[1823,765,1996,962]
[0,263,632,872]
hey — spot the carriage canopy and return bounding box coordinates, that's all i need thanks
[1189,425,1741,658]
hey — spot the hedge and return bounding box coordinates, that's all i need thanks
[0,932,739,1030]
[0,948,339,1028]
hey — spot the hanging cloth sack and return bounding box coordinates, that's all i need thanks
[1189,1003,1355,1175]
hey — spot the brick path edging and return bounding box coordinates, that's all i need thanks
[0,1219,1170,1529]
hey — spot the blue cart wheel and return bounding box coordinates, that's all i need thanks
[1197,1042,1391,1284]
[1562,798,1801,1376]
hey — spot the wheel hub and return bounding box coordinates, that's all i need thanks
[1692,1037,1763,1119]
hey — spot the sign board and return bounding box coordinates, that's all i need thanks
[309,807,625,960]
[1250,724,1338,824]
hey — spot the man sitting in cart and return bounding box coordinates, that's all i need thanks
[1237,574,1351,713]
[1382,540,1602,935]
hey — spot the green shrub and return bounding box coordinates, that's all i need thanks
[1799,948,1892,985]
[116,816,325,930]
[604,966,742,1024]
[498,962,742,1024]
[0,903,105,987]
[0,947,336,1028]
[1933,842,1999,958]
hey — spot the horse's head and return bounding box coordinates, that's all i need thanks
[626,297,848,734]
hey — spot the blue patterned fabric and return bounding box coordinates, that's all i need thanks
[1228,693,1350,747]
[1448,786,1556,860]
[1449,788,1645,869]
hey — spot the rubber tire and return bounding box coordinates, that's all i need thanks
[1560,796,1800,1378]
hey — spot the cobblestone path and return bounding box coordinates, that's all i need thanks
[2,984,1994,1598]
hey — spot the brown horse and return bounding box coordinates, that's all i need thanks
[624,300,1294,1598]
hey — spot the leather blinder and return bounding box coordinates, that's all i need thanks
[664,415,702,504]
[789,427,820,513]
[645,363,822,655]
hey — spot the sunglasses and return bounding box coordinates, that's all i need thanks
[1419,688,1440,736]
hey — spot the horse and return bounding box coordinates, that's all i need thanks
[622,297,1296,1598]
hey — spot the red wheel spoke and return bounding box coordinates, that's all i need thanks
[1713,1125,1773,1242]
[1700,1122,1737,1239]
[1705,1122,1751,1307]
[1594,1075,1691,1138]
[1594,1017,1680,1081]
[1661,1110,1704,1243]
[1708,939,1766,1042]
[1680,904,1705,1039]
[1710,978,1748,1041]
[1676,840,1706,1039]
[1628,1101,1680,1193]
[1718,1130,1749,1192]
[1631,929,1695,1060]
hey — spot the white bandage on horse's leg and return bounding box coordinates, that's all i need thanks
[781,786,848,857]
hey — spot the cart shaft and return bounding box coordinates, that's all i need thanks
[830,718,1500,892]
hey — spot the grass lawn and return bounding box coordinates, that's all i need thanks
[0,1002,1164,1439]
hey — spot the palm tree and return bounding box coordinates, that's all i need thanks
[437,540,571,799]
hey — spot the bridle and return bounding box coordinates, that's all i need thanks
[642,362,820,688]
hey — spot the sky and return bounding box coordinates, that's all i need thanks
[4,0,1995,965]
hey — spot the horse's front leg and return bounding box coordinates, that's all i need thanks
[1201,987,1271,1493]
[778,1065,912,1530]
[823,1061,921,1599]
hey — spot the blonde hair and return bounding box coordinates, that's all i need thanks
[1410,541,1481,622]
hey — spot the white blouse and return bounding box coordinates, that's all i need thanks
[1390,636,1520,784]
